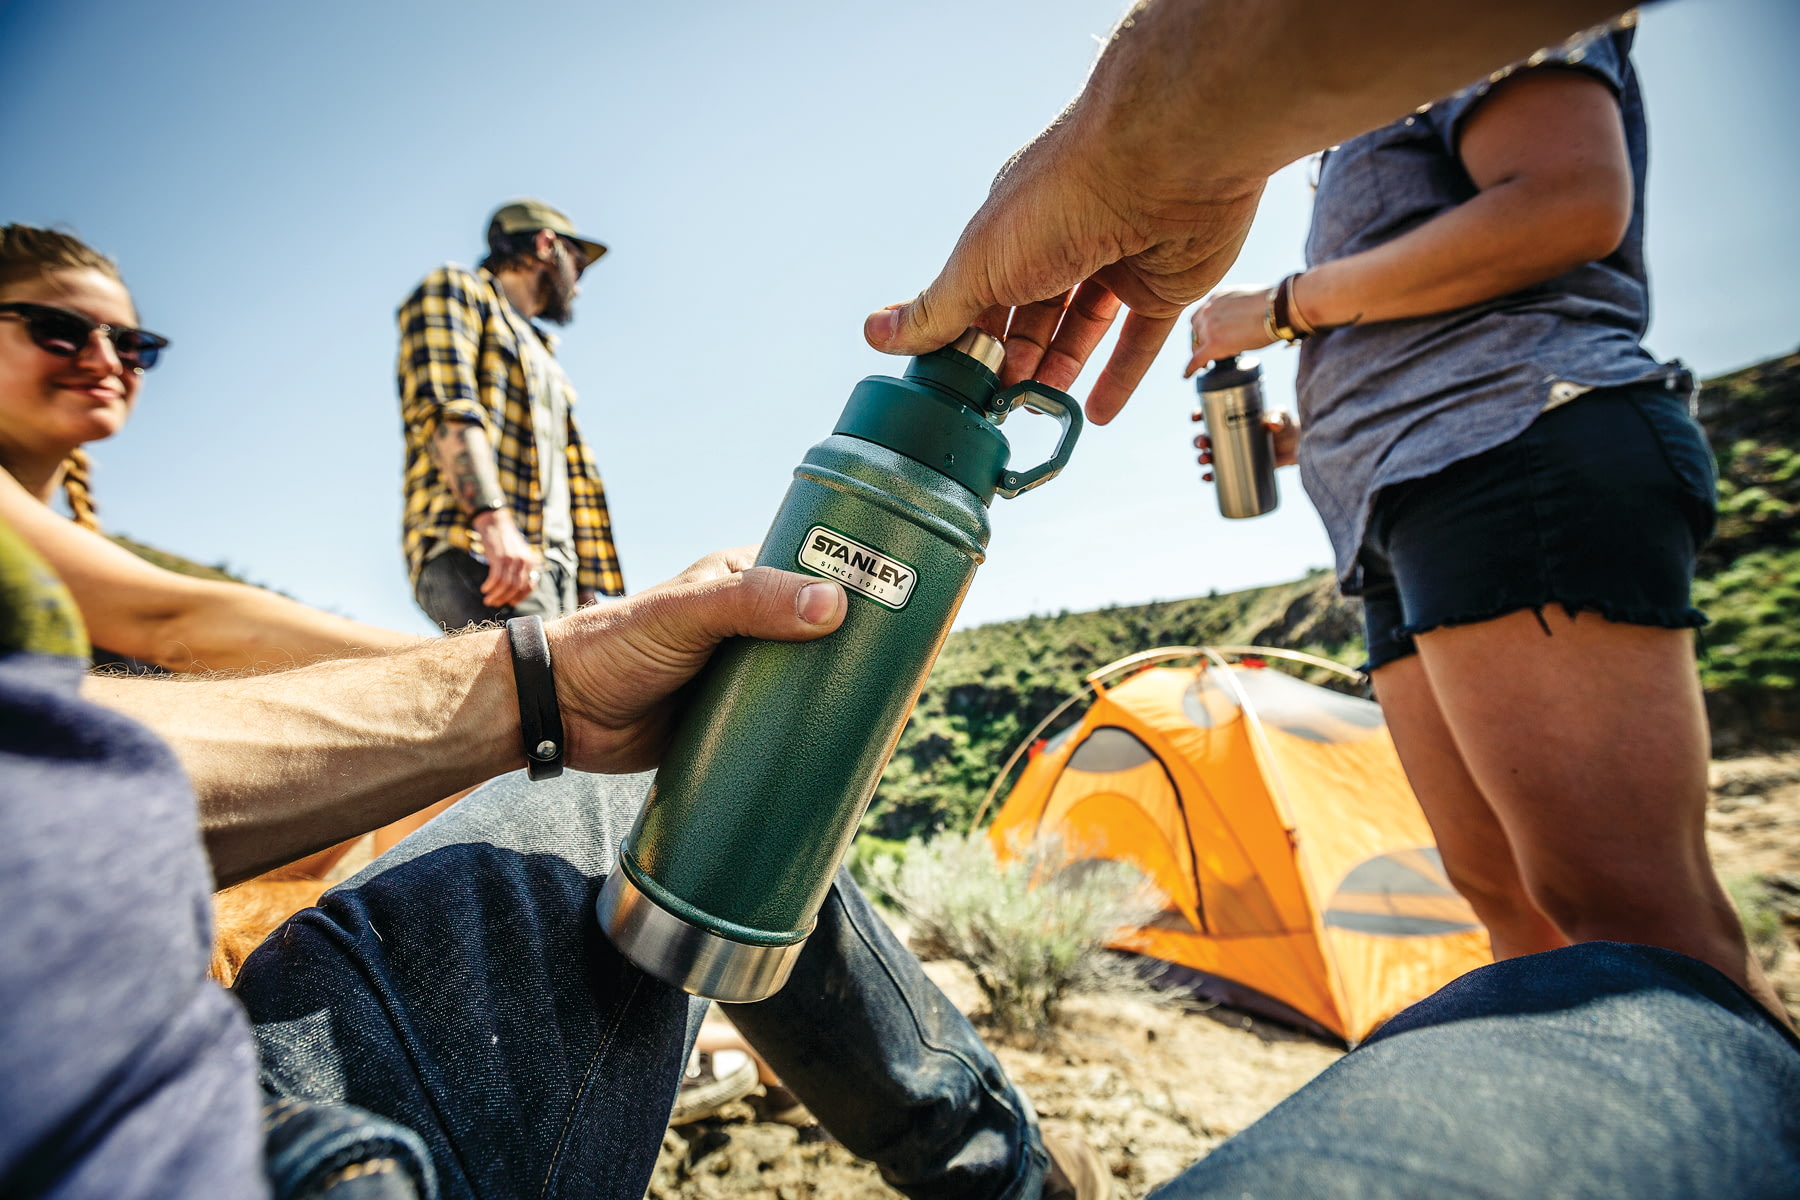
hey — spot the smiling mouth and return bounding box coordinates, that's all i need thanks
[57,382,126,403]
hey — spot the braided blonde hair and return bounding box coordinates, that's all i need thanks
[60,447,100,531]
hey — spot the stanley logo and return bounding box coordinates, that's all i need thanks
[798,526,916,610]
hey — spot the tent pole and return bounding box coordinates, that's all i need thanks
[968,646,1210,834]
[968,686,1092,834]
[968,644,1364,835]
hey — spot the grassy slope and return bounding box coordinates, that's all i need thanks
[1692,350,1800,695]
[109,533,247,584]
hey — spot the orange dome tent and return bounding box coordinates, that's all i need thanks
[984,648,1492,1044]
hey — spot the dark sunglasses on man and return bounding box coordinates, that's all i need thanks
[0,301,170,372]
[555,235,595,277]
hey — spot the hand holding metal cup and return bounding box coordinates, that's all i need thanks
[1193,355,1280,519]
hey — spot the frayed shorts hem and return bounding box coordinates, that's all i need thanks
[1363,597,1707,673]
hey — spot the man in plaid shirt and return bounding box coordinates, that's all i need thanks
[398,199,623,629]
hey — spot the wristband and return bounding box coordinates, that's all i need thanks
[1268,274,1308,345]
[469,499,508,520]
[505,615,565,781]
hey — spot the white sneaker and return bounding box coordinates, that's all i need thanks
[668,1048,759,1126]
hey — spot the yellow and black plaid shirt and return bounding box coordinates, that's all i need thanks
[397,265,623,595]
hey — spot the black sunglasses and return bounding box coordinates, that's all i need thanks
[556,235,594,276]
[0,301,170,372]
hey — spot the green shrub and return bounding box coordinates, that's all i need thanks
[1725,872,1786,968]
[844,835,910,895]
[1693,547,1800,694]
[868,834,1165,1044]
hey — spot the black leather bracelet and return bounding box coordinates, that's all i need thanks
[1270,273,1308,344]
[505,615,565,781]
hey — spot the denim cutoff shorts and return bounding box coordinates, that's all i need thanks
[1355,383,1717,671]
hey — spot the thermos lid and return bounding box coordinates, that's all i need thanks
[834,330,1013,501]
[949,328,1005,376]
[1198,354,1262,392]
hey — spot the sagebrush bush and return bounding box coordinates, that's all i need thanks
[1726,872,1787,968]
[844,834,911,893]
[869,833,1165,1042]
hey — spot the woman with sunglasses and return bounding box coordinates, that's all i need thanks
[0,224,418,672]
[0,224,443,933]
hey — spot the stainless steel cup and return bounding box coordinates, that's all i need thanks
[1196,355,1278,519]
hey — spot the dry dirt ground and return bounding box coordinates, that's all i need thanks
[650,751,1800,1200]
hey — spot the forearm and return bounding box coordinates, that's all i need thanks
[1073,0,1625,194]
[1295,176,1623,330]
[87,632,521,886]
[432,419,507,516]
[0,467,417,671]
[146,582,422,673]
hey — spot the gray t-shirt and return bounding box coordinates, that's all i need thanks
[524,334,577,577]
[1296,21,1688,591]
[433,294,578,577]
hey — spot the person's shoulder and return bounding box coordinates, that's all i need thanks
[400,263,493,312]
[1418,15,1634,153]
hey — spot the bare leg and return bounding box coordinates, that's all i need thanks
[1414,608,1789,1027]
[1371,654,1565,959]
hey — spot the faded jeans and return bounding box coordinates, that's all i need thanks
[1151,942,1800,1199]
[232,771,1049,1200]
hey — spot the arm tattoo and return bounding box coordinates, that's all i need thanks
[432,422,506,515]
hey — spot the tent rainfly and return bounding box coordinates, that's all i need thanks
[986,648,1493,1044]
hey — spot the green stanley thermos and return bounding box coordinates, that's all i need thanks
[596,328,1082,1001]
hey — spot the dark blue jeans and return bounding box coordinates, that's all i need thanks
[1153,942,1800,1199]
[232,772,1049,1200]
[413,550,577,632]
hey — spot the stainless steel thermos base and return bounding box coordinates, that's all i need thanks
[595,869,809,1003]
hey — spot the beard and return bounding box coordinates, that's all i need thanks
[536,253,581,326]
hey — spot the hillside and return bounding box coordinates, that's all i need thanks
[1691,348,1800,747]
[866,347,1800,841]
[110,533,247,584]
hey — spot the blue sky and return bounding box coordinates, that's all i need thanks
[1,0,1795,636]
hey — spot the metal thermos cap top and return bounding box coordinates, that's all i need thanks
[1198,353,1263,392]
[949,328,1005,376]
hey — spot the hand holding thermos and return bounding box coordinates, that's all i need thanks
[1191,355,1299,519]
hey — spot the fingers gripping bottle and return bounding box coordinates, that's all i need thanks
[1196,354,1279,519]
[597,328,1081,1001]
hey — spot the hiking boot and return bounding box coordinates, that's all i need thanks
[668,1048,759,1126]
[1040,1121,1108,1200]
